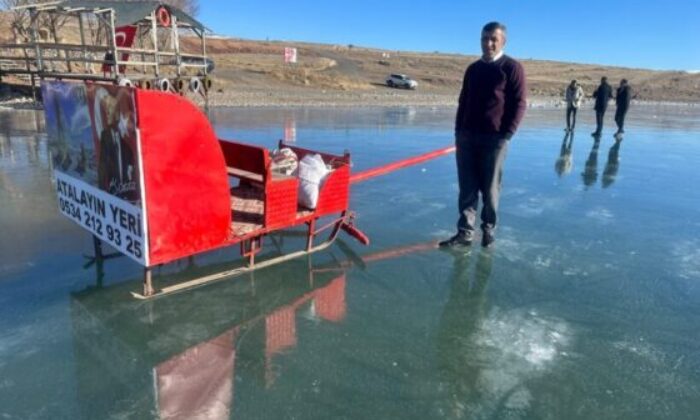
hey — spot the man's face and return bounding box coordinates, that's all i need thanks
[481,29,506,61]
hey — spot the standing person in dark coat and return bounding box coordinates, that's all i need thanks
[440,21,527,249]
[592,77,613,136]
[614,79,632,136]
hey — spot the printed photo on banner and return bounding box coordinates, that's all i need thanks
[87,84,140,203]
[43,82,97,187]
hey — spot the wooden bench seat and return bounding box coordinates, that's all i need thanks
[226,167,264,183]
[219,139,299,229]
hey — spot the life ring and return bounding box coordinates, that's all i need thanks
[156,6,171,27]
[157,78,171,92]
[118,77,133,87]
[140,79,152,90]
[189,77,202,93]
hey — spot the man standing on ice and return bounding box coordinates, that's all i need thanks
[440,21,527,249]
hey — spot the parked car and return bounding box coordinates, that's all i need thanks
[386,74,418,89]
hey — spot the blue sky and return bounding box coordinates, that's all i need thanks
[199,0,700,71]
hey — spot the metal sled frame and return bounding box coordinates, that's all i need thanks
[132,210,353,299]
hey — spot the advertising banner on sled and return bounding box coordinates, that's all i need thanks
[42,81,148,265]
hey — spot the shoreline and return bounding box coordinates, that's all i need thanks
[1,87,699,111]
[203,88,700,109]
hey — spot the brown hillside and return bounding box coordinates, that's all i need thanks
[2,12,699,104]
[186,37,700,103]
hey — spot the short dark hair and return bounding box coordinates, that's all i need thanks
[601,76,608,82]
[482,21,507,34]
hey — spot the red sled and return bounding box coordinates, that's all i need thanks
[42,81,453,299]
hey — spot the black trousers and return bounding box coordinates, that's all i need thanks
[595,108,607,134]
[615,106,628,132]
[566,106,578,129]
[455,132,509,237]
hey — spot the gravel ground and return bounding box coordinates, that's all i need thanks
[2,84,697,111]
[202,87,566,109]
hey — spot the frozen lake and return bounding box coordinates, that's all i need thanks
[1,104,700,419]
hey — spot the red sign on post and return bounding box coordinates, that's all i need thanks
[284,47,297,64]
[283,116,296,142]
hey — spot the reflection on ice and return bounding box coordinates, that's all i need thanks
[555,131,574,177]
[436,250,572,419]
[2,105,700,418]
[602,139,623,188]
[439,303,572,417]
[582,137,601,188]
[156,329,236,420]
[69,260,349,420]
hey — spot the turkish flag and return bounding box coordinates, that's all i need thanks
[102,25,137,74]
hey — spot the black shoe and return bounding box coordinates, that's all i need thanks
[481,231,495,248]
[439,232,473,248]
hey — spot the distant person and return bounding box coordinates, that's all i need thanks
[614,79,633,137]
[592,77,613,136]
[440,21,527,248]
[564,80,584,131]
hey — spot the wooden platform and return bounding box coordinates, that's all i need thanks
[230,186,313,237]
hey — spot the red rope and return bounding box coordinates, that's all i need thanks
[349,145,455,184]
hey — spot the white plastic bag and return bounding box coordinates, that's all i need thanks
[296,154,329,209]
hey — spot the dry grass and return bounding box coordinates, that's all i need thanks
[194,37,700,102]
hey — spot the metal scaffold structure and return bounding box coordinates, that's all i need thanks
[0,1,213,101]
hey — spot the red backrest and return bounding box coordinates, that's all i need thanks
[136,90,231,266]
[219,140,270,180]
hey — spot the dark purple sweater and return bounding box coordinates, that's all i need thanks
[455,55,527,139]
